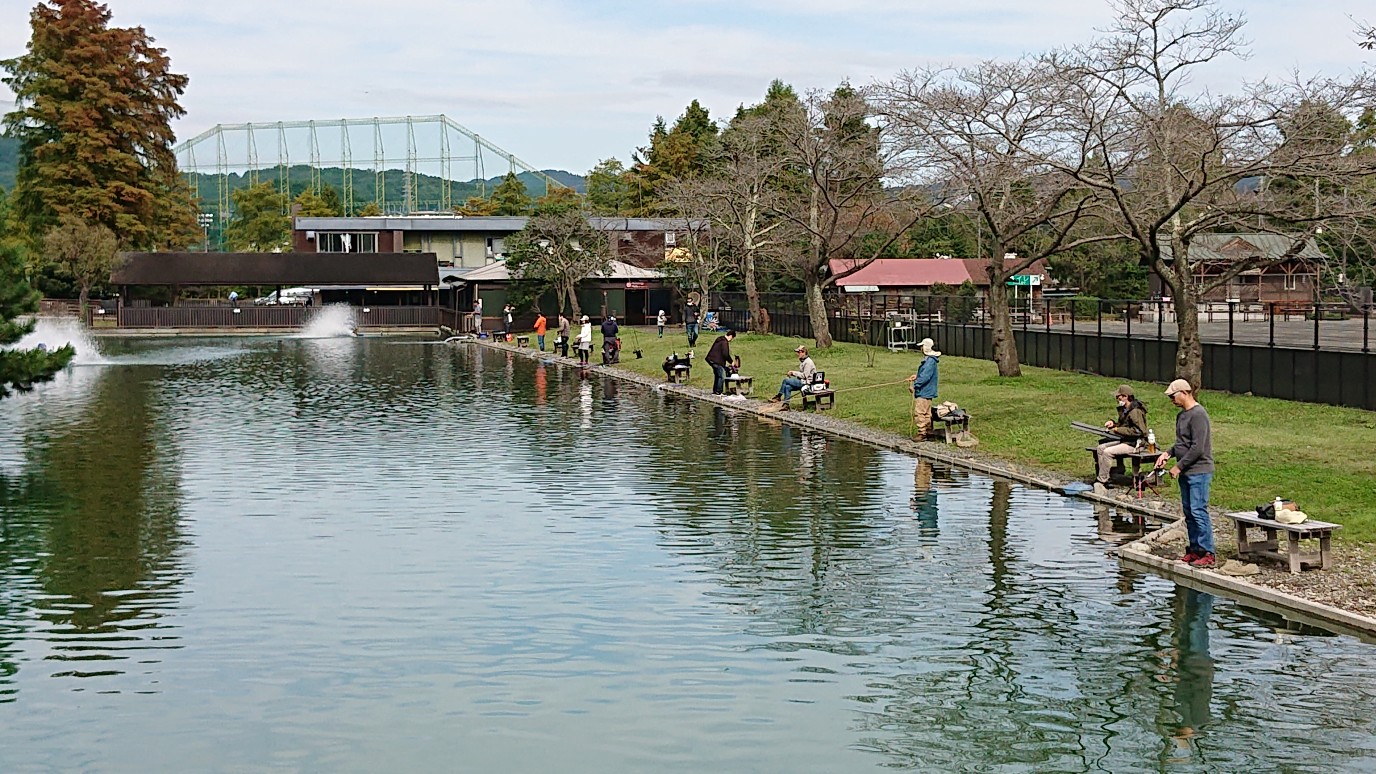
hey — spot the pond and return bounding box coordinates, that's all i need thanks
[2,336,1375,772]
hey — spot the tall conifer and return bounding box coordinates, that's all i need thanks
[2,0,198,250]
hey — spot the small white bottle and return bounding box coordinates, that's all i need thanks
[1274,496,1284,513]
[1147,429,1156,452]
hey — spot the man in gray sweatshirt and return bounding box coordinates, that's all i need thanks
[1156,379,1215,568]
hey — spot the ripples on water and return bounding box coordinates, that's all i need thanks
[1,338,1374,771]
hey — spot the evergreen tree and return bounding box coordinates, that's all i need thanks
[629,100,721,213]
[490,172,532,216]
[1,0,198,250]
[0,239,72,398]
[292,190,336,217]
[319,184,344,217]
[224,182,289,251]
[584,158,631,215]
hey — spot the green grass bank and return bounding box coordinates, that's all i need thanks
[603,326,1376,542]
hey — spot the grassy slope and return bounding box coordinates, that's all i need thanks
[607,327,1376,541]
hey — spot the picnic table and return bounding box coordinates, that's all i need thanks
[1224,511,1341,573]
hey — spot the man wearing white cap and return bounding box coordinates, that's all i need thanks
[770,345,816,403]
[1157,379,1215,568]
[906,338,941,440]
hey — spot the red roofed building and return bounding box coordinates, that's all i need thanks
[828,257,1052,296]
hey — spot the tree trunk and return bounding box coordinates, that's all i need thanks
[1166,279,1204,389]
[743,249,763,334]
[805,274,832,348]
[1156,250,1204,388]
[565,280,581,318]
[986,275,1022,377]
[78,283,90,323]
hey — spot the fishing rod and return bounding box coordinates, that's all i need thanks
[830,379,915,394]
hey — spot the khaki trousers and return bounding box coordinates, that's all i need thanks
[1096,441,1136,483]
[913,397,933,439]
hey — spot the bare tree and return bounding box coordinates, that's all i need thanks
[656,177,737,331]
[1047,0,1376,387]
[697,115,796,332]
[769,84,936,347]
[876,58,1116,376]
[43,213,119,317]
[504,211,612,318]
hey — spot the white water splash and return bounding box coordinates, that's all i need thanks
[8,317,107,365]
[295,304,359,339]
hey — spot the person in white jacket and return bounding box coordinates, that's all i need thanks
[575,315,593,365]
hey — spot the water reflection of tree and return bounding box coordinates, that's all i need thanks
[0,365,186,693]
[643,407,889,642]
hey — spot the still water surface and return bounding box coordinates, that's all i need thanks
[2,337,1375,772]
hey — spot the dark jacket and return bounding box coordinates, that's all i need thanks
[600,318,619,338]
[705,335,732,367]
[1110,399,1149,440]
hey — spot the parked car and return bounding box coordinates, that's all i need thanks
[253,288,315,306]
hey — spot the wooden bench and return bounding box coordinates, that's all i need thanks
[667,365,691,383]
[724,375,753,396]
[515,335,530,348]
[1224,511,1341,573]
[932,411,970,443]
[801,388,835,411]
[1085,446,1157,478]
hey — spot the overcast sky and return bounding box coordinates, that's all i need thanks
[1,0,1372,174]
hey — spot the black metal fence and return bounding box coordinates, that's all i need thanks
[713,293,1376,411]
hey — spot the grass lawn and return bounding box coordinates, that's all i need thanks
[608,325,1376,542]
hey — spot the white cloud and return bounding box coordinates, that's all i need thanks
[1,0,1371,173]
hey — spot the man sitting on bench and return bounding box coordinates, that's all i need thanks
[770,345,816,403]
[1094,384,1149,495]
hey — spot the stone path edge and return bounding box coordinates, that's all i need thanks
[475,338,1376,638]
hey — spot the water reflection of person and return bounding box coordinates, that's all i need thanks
[534,363,547,405]
[1093,502,1144,545]
[909,459,939,533]
[797,430,826,484]
[1167,586,1215,764]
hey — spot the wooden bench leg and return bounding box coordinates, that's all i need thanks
[1236,520,1251,557]
[1287,531,1302,574]
[1320,531,1333,569]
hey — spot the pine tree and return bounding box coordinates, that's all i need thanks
[490,172,532,216]
[1,0,198,250]
[0,239,72,398]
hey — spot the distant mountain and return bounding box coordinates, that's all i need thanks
[0,139,585,204]
[185,165,584,213]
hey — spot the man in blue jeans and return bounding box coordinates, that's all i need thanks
[705,330,735,395]
[1156,379,1215,568]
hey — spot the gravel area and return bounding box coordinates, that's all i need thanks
[480,339,1376,627]
[1141,519,1376,618]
